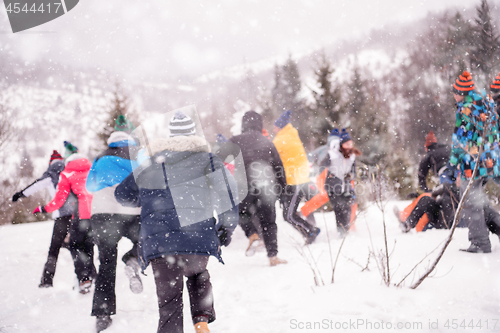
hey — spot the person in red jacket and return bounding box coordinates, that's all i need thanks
[34,142,96,293]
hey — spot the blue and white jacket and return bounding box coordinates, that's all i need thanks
[86,131,141,215]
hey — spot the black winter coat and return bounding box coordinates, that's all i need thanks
[418,143,450,192]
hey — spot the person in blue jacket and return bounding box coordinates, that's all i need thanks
[86,119,143,333]
[115,110,238,333]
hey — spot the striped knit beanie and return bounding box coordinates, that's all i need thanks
[169,111,196,137]
[491,73,500,94]
[453,71,475,96]
[50,150,63,164]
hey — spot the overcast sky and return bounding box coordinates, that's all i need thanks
[0,0,488,81]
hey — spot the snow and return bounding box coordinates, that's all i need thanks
[1,201,500,333]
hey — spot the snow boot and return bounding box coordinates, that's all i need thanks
[96,315,112,332]
[194,322,210,333]
[269,256,287,266]
[39,256,56,288]
[125,258,143,294]
[245,233,261,257]
[460,244,491,253]
[79,278,92,294]
[305,227,321,245]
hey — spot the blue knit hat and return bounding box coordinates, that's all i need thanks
[340,128,352,144]
[274,110,292,129]
[329,128,340,137]
[216,134,227,143]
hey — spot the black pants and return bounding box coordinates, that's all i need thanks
[90,214,141,317]
[238,193,278,257]
[282,183,317,237]
[406,196,443,229]
[40,215,73,285]
[325,176,352,232]
[151,255,215,333]
[69,218,96,283]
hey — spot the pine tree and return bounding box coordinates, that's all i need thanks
[98,83,135,148]
[271,55,303,116]
[310,54,342,146]
[470,0,500,85]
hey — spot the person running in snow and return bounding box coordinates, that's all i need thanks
[321,128,361,234]
[441,71,500,253]
[12,150,78,288]
[86,118,143,332]
[115,110,238,333]
[273,110,321,244]
[418,131,451,193]
[33,141,96,292]
[228,111,288,265]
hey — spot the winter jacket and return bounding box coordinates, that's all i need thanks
[21,160,77,218]
[449,91,500,180]
[273,123,311,186]
[229,112,287,195]
[418,143,451,192]
[115,136,239,269]
[320,136,356,194]
[44,154,93,219]
[86,132,141,215]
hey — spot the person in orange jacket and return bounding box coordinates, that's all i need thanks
[273,110,320,244]
[33,141,96,293]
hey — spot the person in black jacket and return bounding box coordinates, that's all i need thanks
[115,110,238,333]
[228,111,288,266]
[418,131,450,192]
[12,150,78,288]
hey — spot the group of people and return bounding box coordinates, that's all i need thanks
[12,106,363,333]
[395,71,500,254]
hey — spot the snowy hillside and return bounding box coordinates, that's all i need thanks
[1,201,499,333]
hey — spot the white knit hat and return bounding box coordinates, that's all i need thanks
[169,110,196,137]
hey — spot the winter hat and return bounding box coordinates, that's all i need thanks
[63,141,78,158]
[49,150,63,163]
[453,71,475,96]
[329,128,340,137]
[115,115,135,133]
[425,131,437,148]
[491,73,500,94]
[216,134,227,144]
[274,110,292,129]
[169,110,196,137]
[241,111,263,133]
[340,128,352,145]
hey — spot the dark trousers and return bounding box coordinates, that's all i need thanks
[151,255,215,333]
[238,193,278,257]
[69,218,96,283]
[90,214,141,317]
[40,215,73,285]
[325,174,353,232]
[406,196,442,229]
[282,183,317,236]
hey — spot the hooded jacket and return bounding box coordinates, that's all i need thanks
[86,132,141,215]
[44,154,93,219]
[449,91,500,180]
[22,159,77,218]
[418,143,450,192]
[273,123,311,186]
[229,111,287,195]
[115,135,238,269]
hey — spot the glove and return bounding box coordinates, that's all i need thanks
[32,206,46,214]
[12,191,25,202]
[218,226,233,247]
[439,165,456,185]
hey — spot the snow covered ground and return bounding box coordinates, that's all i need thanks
[1,201,500,333]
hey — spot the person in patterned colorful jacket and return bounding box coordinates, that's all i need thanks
[442,71,500,253]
